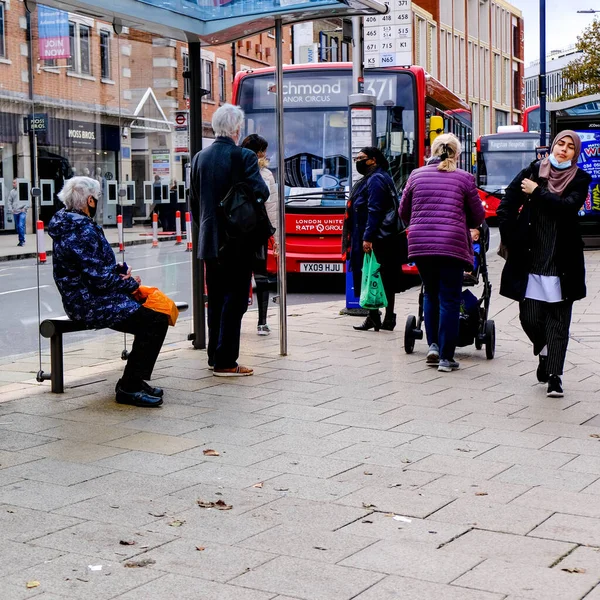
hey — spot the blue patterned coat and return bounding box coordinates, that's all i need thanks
[48,208,141,329]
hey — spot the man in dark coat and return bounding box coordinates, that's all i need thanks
[190,104,269,377]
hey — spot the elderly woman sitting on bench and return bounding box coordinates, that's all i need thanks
[48,176,167,408]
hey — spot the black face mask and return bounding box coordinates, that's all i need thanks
[356,159,371,175]
[88,199,98,219]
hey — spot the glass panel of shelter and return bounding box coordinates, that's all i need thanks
[21,3,194,380]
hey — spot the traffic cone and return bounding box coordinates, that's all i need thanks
[152,213,159,248]
[37,220,46,264]
[185,212,192,252]
[117,214,124,252]
[175,211,182,245]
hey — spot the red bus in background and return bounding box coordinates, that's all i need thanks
[476,128,539,220]
[232,63,472,275]
[523,104,551,135]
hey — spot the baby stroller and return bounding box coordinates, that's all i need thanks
[404,222,495,359]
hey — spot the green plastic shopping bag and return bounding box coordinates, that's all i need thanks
[359,251,388,310]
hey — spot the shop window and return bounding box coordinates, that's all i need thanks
[182,51,190,98]
[341,41,349,62]
[218,63,226,103]
[68,22,92,75]
[100,30,110,80]
[319,31,328,62]
[202,58,213,100]
[331,37,338,62]
[0,2,5,58]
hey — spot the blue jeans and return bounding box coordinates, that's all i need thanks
[14,212,26,244]
[415,258,464,361]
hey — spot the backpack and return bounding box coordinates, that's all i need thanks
[219,147,275,252]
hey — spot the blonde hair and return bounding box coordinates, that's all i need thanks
[431,133,462,172]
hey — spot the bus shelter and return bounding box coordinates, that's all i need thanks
[549,94,600,246]
[33,0,387,356]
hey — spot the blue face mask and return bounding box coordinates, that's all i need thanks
[549,154,571,170]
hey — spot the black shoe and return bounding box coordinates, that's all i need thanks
[353,314,382,331]
[381,313,397,331]
[116,386,163,407]
[116,379,163,398]
[537,356,549,383]
[547,375,564,398]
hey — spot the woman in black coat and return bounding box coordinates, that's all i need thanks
[342,146,405,331]
[497,130,591,398]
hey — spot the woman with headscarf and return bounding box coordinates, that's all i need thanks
[342,146,405,332]
[400,133,485,373]
[497,130,591,398]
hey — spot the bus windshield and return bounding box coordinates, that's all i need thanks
[478,150,534,192]
[237,69,417,209]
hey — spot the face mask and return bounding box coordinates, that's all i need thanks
[356,159,370,175]
[88,199,98,219]
[549,154,571,170]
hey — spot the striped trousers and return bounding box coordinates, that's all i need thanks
[519,299,573,376]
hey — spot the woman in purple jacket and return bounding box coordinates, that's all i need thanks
[400,134,485,372]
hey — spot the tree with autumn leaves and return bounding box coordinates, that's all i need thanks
[559,19,600,100]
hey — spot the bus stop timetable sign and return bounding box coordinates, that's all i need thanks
[364,0,412,68]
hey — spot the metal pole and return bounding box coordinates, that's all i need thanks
[275,18,288,356]
[188,40,206,349]
[539,0,547,146]
[352,17,364,94]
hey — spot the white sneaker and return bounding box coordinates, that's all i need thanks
[257,324,271,336]
[426,343,440,365]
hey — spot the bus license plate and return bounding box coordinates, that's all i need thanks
[300,262,342,273]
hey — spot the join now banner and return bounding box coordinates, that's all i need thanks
[38,5,71,60]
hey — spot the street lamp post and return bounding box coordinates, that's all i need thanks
[539,0,547,146]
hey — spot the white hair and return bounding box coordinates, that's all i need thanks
[212,103,244,138]
[58,176,101,211]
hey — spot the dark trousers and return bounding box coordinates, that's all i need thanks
[519,298,573,376]
[253,245,270,326]
[111,306,169,385]
[206,256,252,369]
[416,257,464,361]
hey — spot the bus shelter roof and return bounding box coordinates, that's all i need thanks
[547,93,600,116]
[39,0,387,44]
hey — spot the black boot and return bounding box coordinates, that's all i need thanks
[536,355,549,383]
[353,311,382,331]
[381,313,397,331]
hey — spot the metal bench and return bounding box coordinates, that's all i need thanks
[37,302,189,393]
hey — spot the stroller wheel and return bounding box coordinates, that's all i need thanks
[474,334,483,350]
[485,319,495,359]
[404,315,417,354]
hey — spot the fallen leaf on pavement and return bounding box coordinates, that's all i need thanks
[363,471,373,475]
[590,434,600,438]
[148,511,166,517]
[561,567,586,574]
[124,558,156,568]
[119,540,136,546]
[203,449,220,456]
[26,581,40,589]
[196,499,233,510]
[456,448,473,452]
[168,520,185,527]
[196,546,206,551]
[313,546,327,551]
[253,482,264,488]
[362,502,377,509]
[400,458,412,464]
[475,492,488,496]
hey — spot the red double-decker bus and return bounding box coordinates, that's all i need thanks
[523,104,550,135]
[232,63,472,274]
[476,128,539,220]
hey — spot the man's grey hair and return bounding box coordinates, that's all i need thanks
[58,176,101,211]
[212,103,244,138]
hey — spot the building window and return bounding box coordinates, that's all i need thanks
[202,58,213,100]
[218,63,226,102]
[330,37,338,62]
[0,2,6,58]
[68,22,92,74]
[341,41,349,62]
[182,51,190,98]
[319,31,328,62]
[100,30,110,79]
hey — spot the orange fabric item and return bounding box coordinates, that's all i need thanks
[132,285,179,326]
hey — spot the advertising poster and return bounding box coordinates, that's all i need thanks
[152,148,171,179]
[38,5,71,60]
[576,131,600,218]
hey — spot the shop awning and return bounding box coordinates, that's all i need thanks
[39,0,387,44]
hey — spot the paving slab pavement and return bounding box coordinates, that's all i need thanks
[0,251,598,598]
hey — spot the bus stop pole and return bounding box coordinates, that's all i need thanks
[275,17,288,356]
[188,40,206,350]
[539,0,547,147]
[352,17,364,94]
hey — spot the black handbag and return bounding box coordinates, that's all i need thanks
[219,148,275,250]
